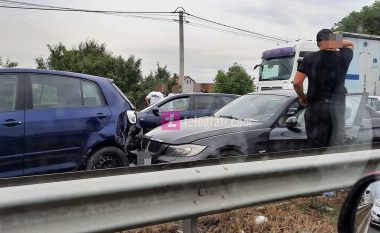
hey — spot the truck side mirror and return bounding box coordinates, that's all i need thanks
[254,64,262,70]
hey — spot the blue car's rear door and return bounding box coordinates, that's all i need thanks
[24,74,111,175]
[0,73,25,178]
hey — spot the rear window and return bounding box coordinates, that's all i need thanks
[193,96,224,110]
[32,74,105,109]
[112,83,135,109]
[82,81,105,106]
[221,96,235,105]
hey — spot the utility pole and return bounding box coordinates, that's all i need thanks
[178,9,185,93]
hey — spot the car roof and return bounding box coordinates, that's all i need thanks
[0,68,113,83]
[169,93,240,97]
[248,90,365,98]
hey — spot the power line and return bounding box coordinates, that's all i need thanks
[0,0,72,9]
[185,14,281,41]
[186,14,287,42]
[0,5,178,24]
[0,3,176,14]
[0,4,178,23]
[187,21,282,41]
[185,13,289,42]
[108,13,177,23]
[0,1,288,42]
[187,21,280,41]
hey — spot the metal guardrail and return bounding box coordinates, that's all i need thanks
[1,143,377,188]
[1,148,380,233]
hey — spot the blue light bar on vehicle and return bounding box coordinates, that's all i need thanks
[262,47,296,59]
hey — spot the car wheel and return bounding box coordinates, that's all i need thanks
[220,150,241,157]
[86,147,129,170]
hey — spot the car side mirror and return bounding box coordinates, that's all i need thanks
[152,106,159,116]
[338,174,380,233]
[285,116,298,128]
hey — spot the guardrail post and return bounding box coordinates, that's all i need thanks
[136,151,152,166]
[183,217,198,233]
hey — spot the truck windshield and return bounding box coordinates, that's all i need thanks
[259,56,294,81]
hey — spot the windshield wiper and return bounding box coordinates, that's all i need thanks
[218,115,240,120]
[264,75,290,81]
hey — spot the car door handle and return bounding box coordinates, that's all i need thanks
[96,113,106,119]
[2,119,22,127]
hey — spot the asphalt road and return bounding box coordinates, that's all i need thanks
[361,216,380,233]
[367,225,380,233]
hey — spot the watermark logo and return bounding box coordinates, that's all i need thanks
[161,111,181,130]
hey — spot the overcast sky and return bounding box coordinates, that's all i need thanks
[0,0,376,83]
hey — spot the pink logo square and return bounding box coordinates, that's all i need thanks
[161,111,181,130]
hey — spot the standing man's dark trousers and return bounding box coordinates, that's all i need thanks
[304,100,346,148]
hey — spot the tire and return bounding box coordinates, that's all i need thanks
[86,147,129,170]
[219,150,241,157]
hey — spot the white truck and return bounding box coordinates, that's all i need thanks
[255,32,380,95]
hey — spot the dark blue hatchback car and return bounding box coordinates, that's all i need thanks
[0,69,133,178]
[138,93,239,133]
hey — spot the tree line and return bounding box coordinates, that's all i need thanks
[332,0,380,35]
[2,40,254,109]
[0,57,18,68]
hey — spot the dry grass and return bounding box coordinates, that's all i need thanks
[122,192,348,233]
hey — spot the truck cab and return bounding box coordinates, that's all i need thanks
[256,41,318,92]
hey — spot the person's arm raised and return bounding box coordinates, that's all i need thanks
[342,40,354,50]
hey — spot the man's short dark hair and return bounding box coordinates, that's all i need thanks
[316,29,334,42]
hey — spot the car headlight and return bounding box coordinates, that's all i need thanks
[165,144,206,157]
[127,110,137,124]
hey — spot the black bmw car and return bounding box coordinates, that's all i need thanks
[139,91,380,165]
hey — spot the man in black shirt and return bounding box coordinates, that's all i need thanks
[293,29,354,147]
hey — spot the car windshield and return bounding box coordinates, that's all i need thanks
[259,56,295,81]
[112,83,135,109]
[214,94,290,122]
